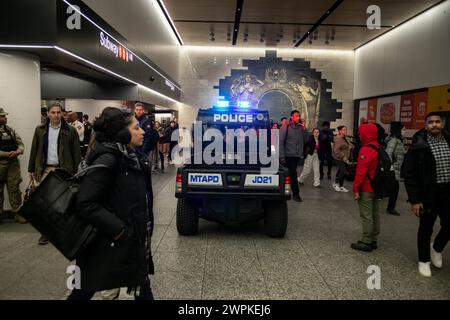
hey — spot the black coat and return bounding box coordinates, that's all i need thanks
[305,135,320,156]
[403,129,450,207]
[75,142,154,292]
[137,115,158,154]
[318,129,333,158]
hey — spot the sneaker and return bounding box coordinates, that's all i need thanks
[351,241,373,252]
[314,185,322,188]
[430,244,443,268]
[340,187,350,193]
[38,235,49,246]
[387,209,401,216]
[15,214,28,224]
[333,183,341,192]
[418,262,432,277]
[293,195,303,202]
[371,242,378,250]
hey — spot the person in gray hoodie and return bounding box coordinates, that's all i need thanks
[280,110,308,202]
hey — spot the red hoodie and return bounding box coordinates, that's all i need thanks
[353,124,379,193]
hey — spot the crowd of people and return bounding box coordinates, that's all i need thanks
[0,102,183,299]
[275,110,450,277]
[0,103,448,301]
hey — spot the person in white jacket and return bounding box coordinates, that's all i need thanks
[298,128,321,188]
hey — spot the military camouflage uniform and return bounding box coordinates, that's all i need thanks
[0,124,24,217]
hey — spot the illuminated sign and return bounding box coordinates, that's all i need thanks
[99,31,133,63]
[213,114,254,123]
[165,79,175,91]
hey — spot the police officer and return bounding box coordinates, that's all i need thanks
[0,108,25,224]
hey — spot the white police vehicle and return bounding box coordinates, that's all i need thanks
[175,106,291,238]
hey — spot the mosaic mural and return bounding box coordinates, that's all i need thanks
[216,51,342,129]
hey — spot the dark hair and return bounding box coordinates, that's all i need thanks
[93,107,133,144]
[272,122,279,128]
[291,110,300,117]
[390,121,404,140]
[337,126,346,132]
[83,114,89,120]
[312,128,320,133]
[322,121,330,127]
[426,112,442,120]
[281,117,288,122]
[48,103,63,112]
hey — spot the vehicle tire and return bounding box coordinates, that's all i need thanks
[176,198,199,236]
[264,200,288,238]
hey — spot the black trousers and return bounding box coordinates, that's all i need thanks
[160,152,165,170]
[168,142,177,161]
[335,160,347,187]
[67,278,154,300]
[320,152,333,177]
[286,157,301,197]
[387,180,400,211]
[418,183,450,262]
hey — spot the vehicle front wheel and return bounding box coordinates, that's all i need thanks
[264,200,288,238]
[176,198,199,236]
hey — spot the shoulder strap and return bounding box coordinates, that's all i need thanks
[392,138,399,155]
[74,164,110,179]
[283,124,289,148]
[364,144,380,183]
[366,144,379,152]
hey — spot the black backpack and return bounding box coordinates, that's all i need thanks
[365,144,397,199]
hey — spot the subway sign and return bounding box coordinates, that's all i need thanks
[99,31,134,63]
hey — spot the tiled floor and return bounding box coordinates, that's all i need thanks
[0,166,449,300]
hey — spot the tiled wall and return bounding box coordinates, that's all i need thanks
[178,47,355,133]
[0,52,41,197]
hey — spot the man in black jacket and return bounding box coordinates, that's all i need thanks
[319,121,333,180]
[403,112,450,277]
[135,103,159,170]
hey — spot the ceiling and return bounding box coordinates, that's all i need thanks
[163,0,443,49]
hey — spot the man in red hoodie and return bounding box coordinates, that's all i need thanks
[351,123,380,252]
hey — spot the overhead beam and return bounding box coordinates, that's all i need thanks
[294,0,344,47]
[232,0,245,45]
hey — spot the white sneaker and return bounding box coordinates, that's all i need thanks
[340,187,349,193]
[333,183,341,192]
[430,244,443,268]
[418,262,432,277]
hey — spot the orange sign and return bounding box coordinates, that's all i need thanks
[367,99,377,123]
[412,91,428,129]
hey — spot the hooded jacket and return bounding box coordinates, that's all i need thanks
[353,124,379,193]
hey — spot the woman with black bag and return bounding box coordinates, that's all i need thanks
[67,107,155,300]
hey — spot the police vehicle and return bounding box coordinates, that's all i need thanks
[175,104,291,238]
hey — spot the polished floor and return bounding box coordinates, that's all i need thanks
[0,166,449,300]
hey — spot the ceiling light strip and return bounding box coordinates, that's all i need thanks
[54,46,179,104]
[294,0,344,47]
[0,45,54,49]
[62,0,180,91]
[156,0,184,46]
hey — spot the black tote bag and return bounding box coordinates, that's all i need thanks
[20,165,109,261]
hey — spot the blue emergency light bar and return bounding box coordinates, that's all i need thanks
[238,101,250,108]
[216,100,230,108]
